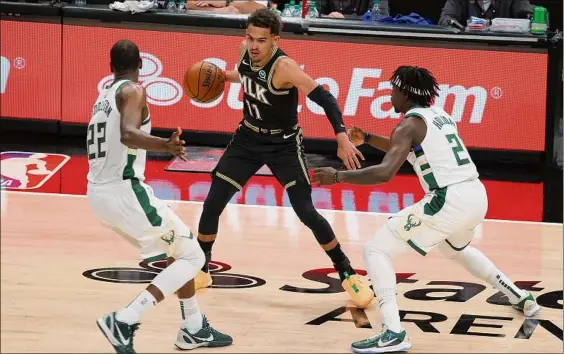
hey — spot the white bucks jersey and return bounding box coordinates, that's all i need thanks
[87,79,150,184]
[406,106,479,193]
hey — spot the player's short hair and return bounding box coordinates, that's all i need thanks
[110,40,141,73]
[246,8,283,35]
[390,66,440,107]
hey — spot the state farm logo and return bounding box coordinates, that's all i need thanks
[183,61,502,125]
[97,53,183,106]
[0,56,26,95]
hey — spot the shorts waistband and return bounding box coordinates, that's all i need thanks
[243,119,297,135]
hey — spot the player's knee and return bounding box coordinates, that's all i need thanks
[184,247,206,271]
[293,203,319,227]
[438,241,459,259]
[198,177,237,235]
[175,237,206,271]
[293,202,322,226]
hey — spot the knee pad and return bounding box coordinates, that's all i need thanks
[151,258,195,297]
[438,241,459,259]
[198,177,239,235]
[153,225,205,271]
[174,234,206,271]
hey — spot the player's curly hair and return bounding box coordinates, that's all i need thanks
[110,40,141,73]
[247,8,283,35]
[390,66,440,107]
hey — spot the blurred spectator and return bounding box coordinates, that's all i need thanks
[439,0,533,27]
[315,0,389,19]
[189,0,267,14]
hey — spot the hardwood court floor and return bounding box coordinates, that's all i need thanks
[1,191,562,353]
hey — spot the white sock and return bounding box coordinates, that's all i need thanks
[364,225,410,333]
[452,246,527,304]
[364,238,404,333]
[116,290,157,325]
[366,250,402,333]
[180,297,203,333]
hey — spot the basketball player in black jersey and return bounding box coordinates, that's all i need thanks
[195,8,373,308]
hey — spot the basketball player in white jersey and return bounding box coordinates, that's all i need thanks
[312,66,540,353]
[86,40,232,353]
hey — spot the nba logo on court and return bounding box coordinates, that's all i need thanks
[0,152,70,190]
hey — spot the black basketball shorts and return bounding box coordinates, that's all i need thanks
[211,125,311,191]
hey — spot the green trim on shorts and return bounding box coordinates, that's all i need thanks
[144,253,167,262]
[407,240,427,256]
[123,153,136,180]
[445,239,471,252]
[130,178,163,227]
[122,152,163,226]
[423,187,447,216]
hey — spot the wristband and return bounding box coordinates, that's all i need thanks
[333,171,340,184]
[364,132,371,144]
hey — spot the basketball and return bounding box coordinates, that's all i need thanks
[183,61,226,103]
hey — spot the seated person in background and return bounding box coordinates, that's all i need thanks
[190,0,267,14]
[439,0,533,27]
[316,0,389,19]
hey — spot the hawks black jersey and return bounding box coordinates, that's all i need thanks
[237,46,299,130]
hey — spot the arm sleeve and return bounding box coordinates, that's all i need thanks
[307,85,346,135]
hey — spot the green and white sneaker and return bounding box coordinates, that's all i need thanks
[175,315,233,350]
[351,326,411,353]
[512,292,541,317]
[96,312,140,354]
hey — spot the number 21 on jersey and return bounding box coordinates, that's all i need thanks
[87,122,107,160]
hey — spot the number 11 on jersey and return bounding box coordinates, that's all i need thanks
[245,99,262,120]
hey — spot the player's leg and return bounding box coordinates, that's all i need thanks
[266,129,373,308]
[352,193,462,353]
[438,230,540,317]
[351,217,415,354]
[89,181,231,353]
[196,128,263,289]
[162,212,232,350]
[438,179,540,317]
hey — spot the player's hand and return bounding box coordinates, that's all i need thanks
[312,167,338,186]
[166,127,187,161]
[327,11,345,19]
[347,127,366,147]
[194,1,225,7]
[336,133,364,170]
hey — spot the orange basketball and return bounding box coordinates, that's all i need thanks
[183,61,226,103]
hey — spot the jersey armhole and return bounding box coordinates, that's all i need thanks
[404,113,428,148]
[267,56,290,95]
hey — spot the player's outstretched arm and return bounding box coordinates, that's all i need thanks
[224,70,240,83]
[275,57,364,170]
[312,119,422,186]
[118,83,187,160]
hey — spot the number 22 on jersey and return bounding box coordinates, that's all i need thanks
[87,122,107,160]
